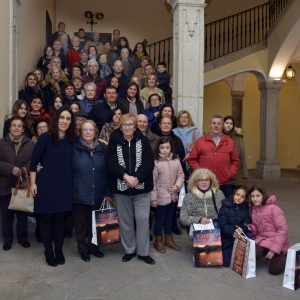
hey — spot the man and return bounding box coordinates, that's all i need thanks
[52,39,68,71]
[83,60,108,98]
[107,59,128,97]
[111,29,120,51]
[141,64,155,88]
[89,85,118,131]
[66,36,81,67]
[136,114,159,153]
[50,21,71,45]
[188,114,240,197]
[77,28,87,50]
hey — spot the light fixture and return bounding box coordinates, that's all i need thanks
[285,65,296,80]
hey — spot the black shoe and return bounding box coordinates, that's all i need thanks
[44,251,58,267]
[91,249,104,258]
[3,244,12,251]
[122,252,136,262]
[80,252,91,262]
[173,227,182,235]
[19,240,30,248]
[137,255,155,265]
[55,250,65,265]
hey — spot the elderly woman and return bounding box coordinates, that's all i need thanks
[73,120,109,262]
[80,82,102,114]
[180,168,225,228]
[0,117,34,250]
[107,114,155,265]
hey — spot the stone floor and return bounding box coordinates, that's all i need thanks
[0,170,299,300]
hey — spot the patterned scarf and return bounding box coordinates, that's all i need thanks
[127,97,137,116]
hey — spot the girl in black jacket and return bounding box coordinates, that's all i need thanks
[218,185,252,267]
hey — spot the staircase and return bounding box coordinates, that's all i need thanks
[146,0,290,72]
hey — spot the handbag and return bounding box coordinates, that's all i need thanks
[92,198,120,246]
[8,167,34,213]
[230,232,256,279]
[283,243,300,290]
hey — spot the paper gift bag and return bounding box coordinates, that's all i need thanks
[283,243,300,290]
[92,199,120,246]
[177,186,186,208]
[230,234,256,278]
[193,221,223,267]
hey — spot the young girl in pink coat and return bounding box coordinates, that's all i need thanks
[151,136,185,253]
[246,185,289,275]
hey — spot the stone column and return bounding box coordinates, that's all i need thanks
[167,0,206,134]
[255,80,282,179]
[231,90,245,127]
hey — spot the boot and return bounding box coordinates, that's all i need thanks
[165,234,181,251]
[154,235,166,253]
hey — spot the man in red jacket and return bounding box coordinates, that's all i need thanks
[187,114,240,197]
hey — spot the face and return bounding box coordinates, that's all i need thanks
[113,60,124,73]
[52,68,61,80]
[120,39,126,47]
[10,120,24,139]
[113,30,120,40]
[99,54,108,64]
[80,52,88,62]
[85,85,96,99]
[73,79,83,90]
[159,142,171,157]
[121,119,136,139]
[136,44,143,53]
[105,88,117,104]
[60,34,68,45]
[78,30,85,39]
[179,113,190,127]
[224,119,234,132]
[89,47,97,56]
[233,189,247,205]
[157,65,166,73]
[58,110,72,133]
[36,121,48,136]
[147,75,156,87]
[112,109,122,124]
[72,37,80,48]
[31,98,43,111]
[127,85,137,98]
[141,59,149,68]
[89,61,99,75]
[209,117,223,136]
[81,122,96,142]
[196,176,211,190]
[121,48,129,59]
[150,95,160,108]
[72,67,81,77]
[50,58,61,70]
[34,70,42,81]
[159,117,172,134]
[65,85,75,96]
[104,42,111,51]
[75,116,86,129]
[58,22,65,32]
[110,77,119,88]
[54,97,63,109]
[53,40,62,51]
[70,103,80,113]
[27,75,37,87]
[161,107,173,118]
[251,190,264,206]
[46,47,53,56]
[145,65,154,76]
[18,104,27,118]
[93,32,100,41]
[136,115,148,133]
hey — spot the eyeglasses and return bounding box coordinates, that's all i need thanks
[82,128,95,132]
[122,123,134,128]
[198,179,210,183]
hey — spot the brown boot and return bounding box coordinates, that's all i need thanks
[165,234,181,251]
[154,235,166,253]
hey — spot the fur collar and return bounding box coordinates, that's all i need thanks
[191,187,216,199]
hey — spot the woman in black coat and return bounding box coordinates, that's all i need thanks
[72,120,109,262]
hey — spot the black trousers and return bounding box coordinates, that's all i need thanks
[154,202,174,235]
[73,204,100,254]
[0,194,28,245]
[39,212,65,253]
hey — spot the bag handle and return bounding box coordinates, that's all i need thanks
[100,198,113,210]
[211,189,219,217]
[13,167,31,198]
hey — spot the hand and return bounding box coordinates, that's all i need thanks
[153,112,159,118]
[124,174,138,188]
[12,167,21,177]
[233,226,244,239]
[31,184,37,197]
[151,201,157,208]
[37,163,43,173]
[200,217,210,224]
[98,138,108,145]
[266,250,275,260]
[167,186,179,194]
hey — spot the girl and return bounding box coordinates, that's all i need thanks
[218,185,251,267]
[151,136,185,253]
[246,185,289,275]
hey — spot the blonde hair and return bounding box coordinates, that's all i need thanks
[119,114,137,128]
[188,168,219,192]
[177,110,194,127]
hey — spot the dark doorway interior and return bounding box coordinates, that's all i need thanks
[46,10,52,45]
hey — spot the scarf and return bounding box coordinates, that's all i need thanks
[127,97,137,116]
[79,138,99,150]
[9,133,23,154]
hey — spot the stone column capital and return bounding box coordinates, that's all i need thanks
[167,0,206,11]
[259,79,284,92]
[231,90,245,98]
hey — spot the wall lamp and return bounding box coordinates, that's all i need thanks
[285,65,296,80]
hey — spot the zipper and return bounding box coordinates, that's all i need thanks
[128,141,131,175]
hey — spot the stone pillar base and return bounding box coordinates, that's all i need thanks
[255,160,281,179]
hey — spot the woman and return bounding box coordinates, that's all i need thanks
[180,168,225,227]
[31,118,49,143]
[120,47,135,79]
[71,65,83,79]
[70,100,81,114]
[33,68,47,88]
[140,74,165,109]
[173,110,201,157]
[18,72,40,104]
[223,116,248,186]
[49,95,65,117]
[99,107,122,144]
[151,103,177,134]
[3,100,32,138]
[30,107,76,267]
[133,42,149,62]
[37,45,54,76]
[107,114,155,265]
[72,120,109,262]
[0,117,34,250]
[80,82,102,114]
[63,82,78,105]
[117,82,144,115]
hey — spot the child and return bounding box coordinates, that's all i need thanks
[151,136,185,253]
[246,184,289,275]
[157,61,172,104]
[28,94,50,122]
[219,185,251,267]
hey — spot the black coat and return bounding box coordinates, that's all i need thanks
[72,140,108,206]
[117,97,144,115]
[106,128,154,195]
[89,101,116,131]
[218,198,251,248]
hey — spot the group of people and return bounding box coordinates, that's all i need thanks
[0,22,289,274]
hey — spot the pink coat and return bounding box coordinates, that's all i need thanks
[249,195,289,254]
[151,155,185,206]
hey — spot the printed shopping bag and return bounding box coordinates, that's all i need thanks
[192,220,223,267]
[230,233,256,278]
[92,199,120,246]
[283,243,300,290]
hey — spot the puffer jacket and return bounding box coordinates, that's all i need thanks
[151,154,185,206]
[249,195,289,254]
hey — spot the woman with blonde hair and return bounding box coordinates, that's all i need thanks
[180,168,225,227]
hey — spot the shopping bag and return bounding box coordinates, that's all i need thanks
[283,243,300,290]
[189,219,215,237]
[8,167,34,213]
[92,199,120,246]
[177,185,186,208]
[230,233,256,278]
[192,220,223,267]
